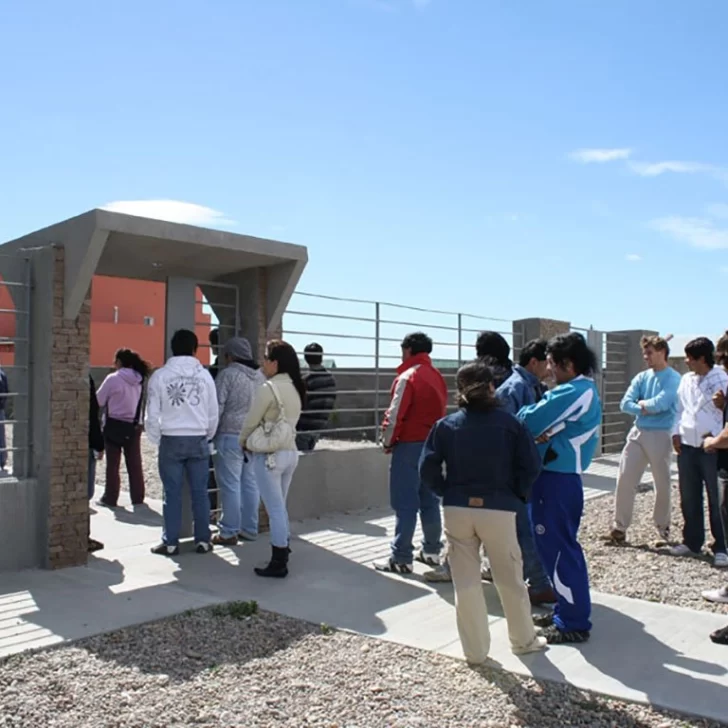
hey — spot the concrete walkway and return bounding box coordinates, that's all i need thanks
[1,458,725,723]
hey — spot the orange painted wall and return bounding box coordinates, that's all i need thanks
[0,277,16,366]
[90,277,212,368]
[0,276,212,370]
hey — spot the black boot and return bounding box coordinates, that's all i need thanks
[254,546,289,578]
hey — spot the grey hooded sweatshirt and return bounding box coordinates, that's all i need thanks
[215,362,266,435]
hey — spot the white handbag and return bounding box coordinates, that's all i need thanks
[245,380,295,453]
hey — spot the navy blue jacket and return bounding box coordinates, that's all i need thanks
[419,407,541,511]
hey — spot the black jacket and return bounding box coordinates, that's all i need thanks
[297,366,337,434]
[89,376,104,452]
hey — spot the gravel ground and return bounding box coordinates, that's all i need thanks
[580,485,728,615]
[0,608,723,728]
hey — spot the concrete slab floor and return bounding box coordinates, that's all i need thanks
[1,485,726,724]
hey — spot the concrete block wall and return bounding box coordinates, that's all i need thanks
[46,247,91,569]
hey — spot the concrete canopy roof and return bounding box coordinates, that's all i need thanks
[1,209,308,329]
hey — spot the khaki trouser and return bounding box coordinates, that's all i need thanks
[444,506,540,663]
[613,426,673,534]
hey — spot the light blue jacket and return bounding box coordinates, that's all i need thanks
[620,367,681,431]
[517,375,602,474]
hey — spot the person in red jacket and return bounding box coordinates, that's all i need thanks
[374,332,448,573]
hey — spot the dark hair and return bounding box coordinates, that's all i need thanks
[518,338,547,368]
[640,335,670,360]
[455,360,499,411]
[171,329,199,357]
[685,337,715,367]
[716,332,728,367]
[115,348,151,378]
[266,339,307,405]
[401,332,433,356]
[304,342,324,367]
[547,332,598,377]
[209,328,219,347]
[475,331,511,365]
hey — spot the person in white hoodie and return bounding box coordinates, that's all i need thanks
[145,329,219,556]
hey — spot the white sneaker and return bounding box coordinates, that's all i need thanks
[669,544,698,557]
[512,635,548,655]
[415,549,441,567]
[702,586,728,603]
[713,552,728,568]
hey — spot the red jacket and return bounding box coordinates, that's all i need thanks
[381,353,448,448]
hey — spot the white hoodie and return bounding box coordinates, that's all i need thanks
[145,356,219,446]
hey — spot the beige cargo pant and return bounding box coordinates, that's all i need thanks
[444,506,541,663]
[613,426,673,535]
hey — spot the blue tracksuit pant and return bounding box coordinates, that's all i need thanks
[531,470,592,633]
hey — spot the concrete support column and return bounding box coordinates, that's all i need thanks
[512,318,571,361]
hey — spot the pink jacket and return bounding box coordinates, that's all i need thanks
[96,368,143,423]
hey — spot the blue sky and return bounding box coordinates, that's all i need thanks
[2,0,728,362]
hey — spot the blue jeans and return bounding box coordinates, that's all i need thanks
[88,450,97,501]
[516,500,551,592]
[532,471,591,633]
[158,435,211,546]
[251,450,299,548]
[390,441,442,563]
[678,446,727,553]
[213,433,260,539]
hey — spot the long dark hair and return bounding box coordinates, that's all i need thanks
[115,348,151,379]
[547,333,598,377]
[456,360,499,412]
[266,339,306,405]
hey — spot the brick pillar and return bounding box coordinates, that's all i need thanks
[47,247,91,568]
[512,318,571,361]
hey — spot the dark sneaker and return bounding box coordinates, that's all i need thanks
[374,558,413,574]
[540,624,590,644]
[87,538,104,553]
[415,550,441,567]
[529,587,558,607]
[151,543,179,557]
[605,528,626,545]
[212,534,238,546]
[96,498,117,510]
[196,542,213,554]
[709,625,728,645]
[532,611,555,628]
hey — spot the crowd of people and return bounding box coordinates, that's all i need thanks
[85,324,728,660]
[608,333,728,646]
[87,330,337,578]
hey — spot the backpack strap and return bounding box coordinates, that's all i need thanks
[132,387,144,426]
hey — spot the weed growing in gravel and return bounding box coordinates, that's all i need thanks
[211,601,259,620]
[320,623,335,636]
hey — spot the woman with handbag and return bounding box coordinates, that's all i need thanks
[240,340,304,578]
[96,348,151,508]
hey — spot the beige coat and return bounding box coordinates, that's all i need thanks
[239,373,302,451]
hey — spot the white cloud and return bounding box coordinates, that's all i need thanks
[625,253,642,262]
[629,160,717,177]
[650,216,728,250]
[102,200,236,228]
[569,148,632,164]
